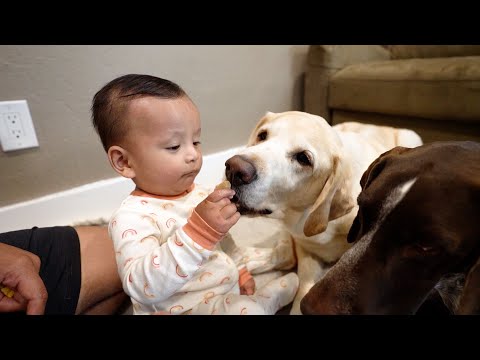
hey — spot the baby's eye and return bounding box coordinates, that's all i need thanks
[166,145,180,151]
[194,141,201,146]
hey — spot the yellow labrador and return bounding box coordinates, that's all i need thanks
[225,111,422,314]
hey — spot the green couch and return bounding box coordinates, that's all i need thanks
[304,45,480,143]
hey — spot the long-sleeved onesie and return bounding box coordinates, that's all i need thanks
[109,183,298,315]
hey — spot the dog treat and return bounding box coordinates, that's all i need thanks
[0,286,14,298]
[215,180,231,190]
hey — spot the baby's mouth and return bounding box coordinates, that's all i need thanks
[183,170,198,177]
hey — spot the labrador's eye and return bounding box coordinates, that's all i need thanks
[295,151,312,167]
[257,131,267,142]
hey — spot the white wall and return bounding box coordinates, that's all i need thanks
[0,45,308,207]
[0,147,242,232]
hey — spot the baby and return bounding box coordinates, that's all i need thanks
[91,74,298,315]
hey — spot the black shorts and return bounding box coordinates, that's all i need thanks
[0,226,81,315]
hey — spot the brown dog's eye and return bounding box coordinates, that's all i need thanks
[403,243,439,258]
[295,151,312,167]
[257,131,267,142]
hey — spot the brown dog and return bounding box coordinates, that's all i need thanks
[300,141,480,315]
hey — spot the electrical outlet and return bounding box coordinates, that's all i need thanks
[0,100,39,151]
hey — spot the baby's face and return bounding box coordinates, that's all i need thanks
[123,95,203,196]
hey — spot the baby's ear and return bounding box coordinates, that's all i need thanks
[107,145,135,179]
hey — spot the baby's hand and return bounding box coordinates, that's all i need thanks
[240,277,256,296]
[194,186,240,234]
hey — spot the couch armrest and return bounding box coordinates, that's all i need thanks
[388,45,480,59]
[304,45,390,121]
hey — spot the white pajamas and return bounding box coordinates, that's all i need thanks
[109,183,298,315]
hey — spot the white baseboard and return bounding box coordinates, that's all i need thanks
[0,147,242,233]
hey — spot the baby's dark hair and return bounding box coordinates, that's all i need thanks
[91,74,187,152]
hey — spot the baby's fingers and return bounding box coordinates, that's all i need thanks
[225,210,241,226]
[221,203,239,219]
[206,189,235,203]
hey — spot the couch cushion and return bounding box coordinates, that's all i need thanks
[328,56,480,123]
[331,110,480,144]
[388,45,480,59]
[308,45,390,68]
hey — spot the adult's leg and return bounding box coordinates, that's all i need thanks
[81,291,130,315]
[74,226,128,314]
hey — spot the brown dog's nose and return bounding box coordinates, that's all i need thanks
[300,296,318,315]
[301,297,336,315]
[225,155,257,187]
[300,286,340,315]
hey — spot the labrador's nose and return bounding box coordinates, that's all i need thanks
[225,155,257,187]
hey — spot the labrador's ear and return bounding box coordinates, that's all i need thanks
[246,112,276,146]
[456,257,480,314]
[303,156,356,237]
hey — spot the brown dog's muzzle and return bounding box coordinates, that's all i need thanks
[300,294,338,315]
[300,281,352,315]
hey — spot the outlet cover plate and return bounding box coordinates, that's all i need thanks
[0,100,39,151]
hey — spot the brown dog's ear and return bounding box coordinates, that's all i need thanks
[347,213,361,243]
[456,257,480,314]
[360,146,411,189]
[304,156,356,237]
[450,146,480,315]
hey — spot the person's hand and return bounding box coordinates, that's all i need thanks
[195,188,240,234]
[240,277,256,295]
[0,243,48,315]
